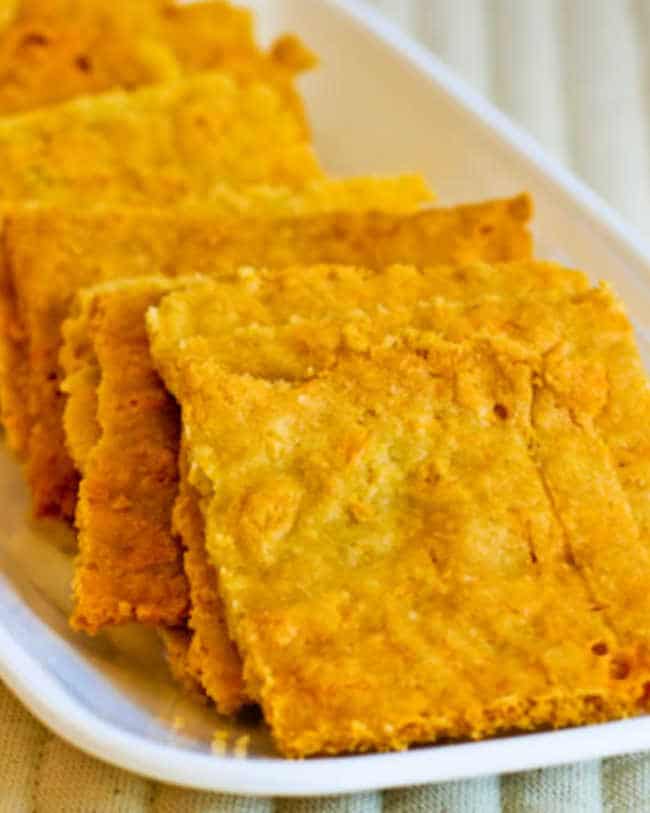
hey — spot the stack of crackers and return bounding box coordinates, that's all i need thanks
[0,0,648,760]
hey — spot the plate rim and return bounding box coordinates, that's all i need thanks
[4,620,650,796]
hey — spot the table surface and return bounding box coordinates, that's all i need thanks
[3,1,650,810]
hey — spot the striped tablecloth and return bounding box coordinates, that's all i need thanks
[3,1,650,810]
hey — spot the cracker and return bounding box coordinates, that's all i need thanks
[0,71,321,205]
[9,195,528,518]
[147,265,650,725]
[0,1,313,115]
[150,328,650,756]
[71,279,190,632]
[66,259,569,708]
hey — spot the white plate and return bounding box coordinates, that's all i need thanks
[2,0,650,798]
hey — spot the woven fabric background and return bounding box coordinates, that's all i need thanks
[2,0,650,810]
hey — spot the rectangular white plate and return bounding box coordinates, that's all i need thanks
[2,0,650,798]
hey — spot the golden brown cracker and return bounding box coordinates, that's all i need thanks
[0,1,313,115]
[71,281,189,632]
[148,263,650,726]
[151,329,650,756]
[0,72,321,205]
[67,259,570,708]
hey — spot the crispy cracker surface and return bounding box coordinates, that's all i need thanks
[76,263,577,710]
[0,72,321,204]
[55,173,433,468]
[148,263,649,739]
[147,260,585,384]
[60,364,100,475]
[10,195,528,518]
[0,1,316,116]
[71,280,189,632]
[149,329,650,757]
[5,174,432,458]
[142,260,581,706]
[401,284,650,568]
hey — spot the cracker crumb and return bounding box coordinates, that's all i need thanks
[234,735,251,757]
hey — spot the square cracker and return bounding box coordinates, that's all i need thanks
[147,265,649,724]
[149,327,650,757]
[66,258,577,710]
[0,71,321,206]
[8,194,530,519]
[0,0,316,115]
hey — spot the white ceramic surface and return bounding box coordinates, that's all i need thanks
[1,0,650,797]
